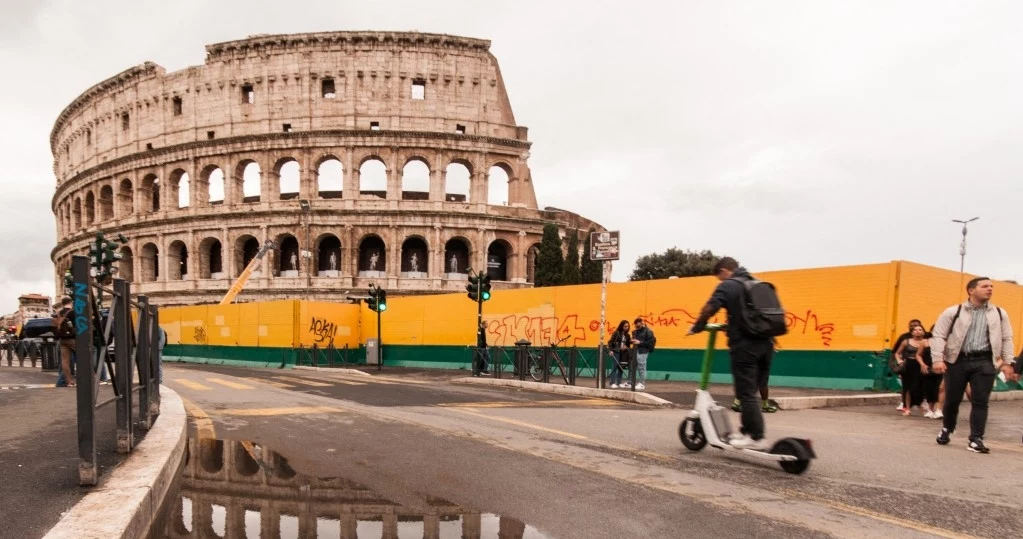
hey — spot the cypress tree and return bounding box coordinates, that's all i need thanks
[563,230,581,285]
[534,223,564,287]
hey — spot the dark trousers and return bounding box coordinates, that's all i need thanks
[730,340,773,440]
[942,353,996,440]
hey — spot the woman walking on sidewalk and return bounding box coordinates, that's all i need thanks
[894,323,928,415]
[607,320,631,389]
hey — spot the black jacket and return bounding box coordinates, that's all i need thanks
[691,268,771,347]
[633,326,656,354]
[609,329,631,351]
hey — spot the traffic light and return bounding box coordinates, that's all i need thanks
[63,270,73,295]
[89,232,105,273]
[367,286,388,313]
[367,287,379,312]
[465,274,479,301]
[480,274,492,301]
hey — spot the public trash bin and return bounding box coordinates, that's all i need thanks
[40,338,59,372]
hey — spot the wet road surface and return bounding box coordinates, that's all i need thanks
[161,364,1023,538]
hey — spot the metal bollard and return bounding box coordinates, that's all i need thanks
[629,349,637,391]
[568,347,577,386]
[515,339,530,381]
[542,348,551,384]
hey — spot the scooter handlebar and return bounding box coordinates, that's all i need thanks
[704,323,728,331]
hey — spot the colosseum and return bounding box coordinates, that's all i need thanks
[49,31,604,306]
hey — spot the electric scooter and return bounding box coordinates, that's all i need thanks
[678,324,816,474]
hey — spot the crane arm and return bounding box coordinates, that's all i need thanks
[219,240,275,305]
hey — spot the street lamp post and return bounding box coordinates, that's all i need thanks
[952,216,978,296]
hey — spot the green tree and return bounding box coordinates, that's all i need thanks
[629,248,720,281]
[534,223,564,287]
[580,228,603,284]
[563,230,581,285]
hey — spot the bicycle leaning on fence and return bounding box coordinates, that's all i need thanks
[525,334,571,383]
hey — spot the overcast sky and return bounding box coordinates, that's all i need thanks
[2,0,1021,312]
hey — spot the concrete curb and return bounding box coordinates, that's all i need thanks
[452,377,675,407]
[44,386,187,539]
[293,365,371,376]
[773,389,1023,410]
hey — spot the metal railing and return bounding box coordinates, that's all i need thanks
[294,342,353,368]
[468,342,639,391]
[71,255,162,486]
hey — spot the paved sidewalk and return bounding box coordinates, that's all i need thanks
[0,367,123,539]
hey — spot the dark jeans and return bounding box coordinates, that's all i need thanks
[730,340,774,440]
[942,353,996,440]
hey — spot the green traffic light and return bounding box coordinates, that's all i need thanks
[481,290,491,301]
[378,304,387,312]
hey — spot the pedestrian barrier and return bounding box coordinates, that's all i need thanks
[294,342,353,368]
[469,343,640,391]
[70,254,162,486]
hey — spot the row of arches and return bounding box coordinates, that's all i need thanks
[57,155,521,237]
[94,234,538,284]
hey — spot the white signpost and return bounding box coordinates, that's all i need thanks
[590,231,620,388]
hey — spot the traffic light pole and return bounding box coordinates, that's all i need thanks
[377,306,382,372]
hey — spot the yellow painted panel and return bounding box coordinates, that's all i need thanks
[297,301,360,348]
[206,304,240,346]
[161,307,182,345]
[237,303,260,347]
[176,305,209,345]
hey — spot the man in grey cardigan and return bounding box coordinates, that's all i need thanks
[930,277,1017,453]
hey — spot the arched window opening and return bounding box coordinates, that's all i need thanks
[277,235,300,277]
[140,243,159,282]
[444,163,471,203]
[526,244,541,284]
[487,165,510,206]
[236,236,261,278]
[401,160,430,200]
[316,158,343,199]
[73,198,82,229]
[206,167,225,205]
[199,238,223,279]
[177,172,190,208]
[99,186,114,221]
[400,237,428,277]
[487,241,511,281]
[316,235,342,276]
[168,240,188,280]
[359,159,387,199]
[118,179,133,216]
[358,236,386,276]
[242,162,261,203]
[152,179,161,212]
[85,192,96,224]
[278,160,300,201]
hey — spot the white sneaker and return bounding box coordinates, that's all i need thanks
[924,411,935,419]
[896,403,904,411]
[729,434,770,451]
[610,383,619,389]
[635,383,646,391]
[621,382,631,388]
[933,410,943,419]
[921,402,931,413]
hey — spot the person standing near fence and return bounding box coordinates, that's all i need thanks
[630,317,655,391]
[931,277,1017,453]
[476,321,491,376]
[607,320,631,389]
[54,297,75,388]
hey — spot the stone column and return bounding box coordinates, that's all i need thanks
[388,225,400,278]
[462,513,482,539]
[431,225,443,279]
[260,226,269,281]
[157,233,167,282]
[343,148,357,198]
[225,503,246,539]
[515,230,528,282]
[344,225,355,277]
[299,150,314,200]
[386,149,401,200]
[428,167,443,202]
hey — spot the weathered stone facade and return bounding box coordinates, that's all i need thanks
[50,31,602,306]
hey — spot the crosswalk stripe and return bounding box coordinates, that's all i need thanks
[217,406,344,416]
[438,398,624,409]
[272,375,334,387]
[241,377,295,389]
[329,378,368,386]
[205,377,254,390]
[173,378,212,391]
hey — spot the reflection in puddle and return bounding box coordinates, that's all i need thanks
[156,438,551,538]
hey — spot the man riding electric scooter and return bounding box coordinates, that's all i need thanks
[687,257,787,450]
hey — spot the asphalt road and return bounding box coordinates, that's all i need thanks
[160,364,1023,539]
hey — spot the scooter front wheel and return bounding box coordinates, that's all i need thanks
[771,438,811,475]
[679,417,707,451]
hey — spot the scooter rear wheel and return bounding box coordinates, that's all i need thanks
[771,438,811,474]
[679,417,707,451]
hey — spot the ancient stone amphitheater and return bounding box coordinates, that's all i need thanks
[49,31,603,306]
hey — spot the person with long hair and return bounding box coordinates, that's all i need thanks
[607,320,631,389]
[918,324,942,419]
[892,319,922,411]
[893,323,928,415]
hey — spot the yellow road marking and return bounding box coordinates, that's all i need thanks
[241,377,295,389]
[205,377,254,390]
[272,376,334,387]
[181,397,216,440]
[779,489,979,539]
[216,406,344,417]
[173,378,212,391]
[439,398,624,409]
[329,379,369,386]
[449,408,590,441]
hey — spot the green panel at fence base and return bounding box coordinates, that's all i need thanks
[165,343,898,390]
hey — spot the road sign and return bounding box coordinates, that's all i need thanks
[590,230,620,261]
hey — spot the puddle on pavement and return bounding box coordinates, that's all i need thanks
[152,437,552,539]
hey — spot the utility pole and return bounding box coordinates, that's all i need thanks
[952,217,978,298]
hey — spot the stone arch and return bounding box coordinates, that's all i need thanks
[117,179,133,216]
[275,157,300,201]
[487,163,512,206]
[401,158,430,200]
[358,157,387,198]
[168,169,190,209]
[85,191,96,224]
[167,240,189,280]
[140,174,160,212]
[198,237,224,279]
[357,234,386,274]
[443,237,472,275]
[315,155,343,199]
[234,235,261,278]
[233,441,260,476]
[236,160,262,203]
[119,246,134,283]
[487,239,513,281]
[199,439,224,474]
[444,161,472,202]
[73,197,82,229]
[526,242,541,284]
[140,242,159,282]
[201,165,225,205]
[98,185,114,221]
[400,236,428,275]
[315,234,342,276]
[275,233,300,276]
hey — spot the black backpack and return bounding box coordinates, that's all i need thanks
[54,308,75,339]
[730,277,788,338]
